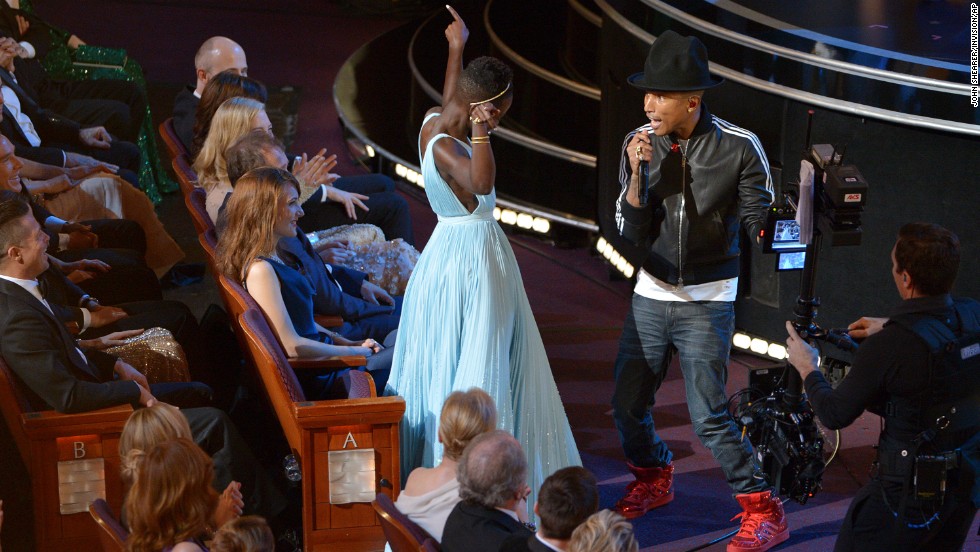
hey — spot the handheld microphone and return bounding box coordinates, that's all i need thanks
[638,160,649,204]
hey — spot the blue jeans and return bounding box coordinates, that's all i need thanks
[612,294,769,494]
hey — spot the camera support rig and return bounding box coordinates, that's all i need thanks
[738,111,868,504]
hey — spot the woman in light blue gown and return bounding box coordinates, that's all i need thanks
[385,6,581,511]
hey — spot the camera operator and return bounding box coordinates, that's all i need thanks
[785,222,980,551]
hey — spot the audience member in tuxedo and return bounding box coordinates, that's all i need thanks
[567,511,638,552]
[224,130,402,342]
[190,70,266,158]
[442,430,533,552]
[180,37,414,244]
[0,40,140,186]
[125,439,217,552]
[0,33,146,142]
[36,264,217,385]
[0,134,161,304]
[211,516,275,552]
[0,193,208,412]
[501,467,600,552]
[118,404,248,531]
[13,152,184,278]
[215,167,393,398]
[395,387,497,543]
[173,36,248,152]
[0,198,288,523]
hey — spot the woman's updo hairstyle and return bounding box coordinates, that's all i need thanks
[438,387,497,461]
[457,56,513,104]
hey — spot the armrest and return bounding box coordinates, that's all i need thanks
[314,314,344,329]
[288,355,366,371]
[292,395,406,427]
[21,404,134,435]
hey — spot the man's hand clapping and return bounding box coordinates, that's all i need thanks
[292,149,339,188]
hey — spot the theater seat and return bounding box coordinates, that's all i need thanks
[88,499,127,552]
[185,187,213,236]
[0,357,132,551]
[158,118,189,161]
[237,308,406,551]
[372,492,440,552]
[171,154,199,197]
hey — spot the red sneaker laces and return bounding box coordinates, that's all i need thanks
[619,479,663,500]
[730,497,785,538]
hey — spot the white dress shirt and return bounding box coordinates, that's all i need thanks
[1,82,42,147]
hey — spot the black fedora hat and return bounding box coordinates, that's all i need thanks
[628,30,724,91]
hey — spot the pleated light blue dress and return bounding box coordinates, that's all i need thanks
[386,113,581,507]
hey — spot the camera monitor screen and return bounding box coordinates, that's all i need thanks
[772,219,803,250]
[777,251,807,271]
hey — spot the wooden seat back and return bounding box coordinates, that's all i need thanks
[371,492,438,552]
[0,357,132,551]
[157,118,189,160]
[237,308,406,551]
[88,499,127,552]
[211,259,350,368]
[171,154,198,197]
[185,187,214,236]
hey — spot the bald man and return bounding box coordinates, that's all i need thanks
[172,36,248,151]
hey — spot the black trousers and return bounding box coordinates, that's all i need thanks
[54,218,160,304]
[54,79,147,142]
[182,407,289,520]
[834,476,977,552]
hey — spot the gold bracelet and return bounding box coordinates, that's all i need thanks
[470,136,491,144]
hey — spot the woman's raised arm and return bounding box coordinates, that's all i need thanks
[441,5,468,107]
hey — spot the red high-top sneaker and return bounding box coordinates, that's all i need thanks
[613,462,674,519]
[727,490,789,552]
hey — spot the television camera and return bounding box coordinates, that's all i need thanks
[732,112,869,504]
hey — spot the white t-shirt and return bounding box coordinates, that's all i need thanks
[634,268,737,302]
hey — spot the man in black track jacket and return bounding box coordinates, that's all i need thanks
[609,31,784,552]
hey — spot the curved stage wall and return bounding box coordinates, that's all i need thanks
[595,0,979,340]
[335,0,979,341]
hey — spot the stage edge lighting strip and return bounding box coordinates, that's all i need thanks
[595,236,635,278]
[732,329,788,361]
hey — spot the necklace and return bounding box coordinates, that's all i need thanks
[677,138,690,156]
